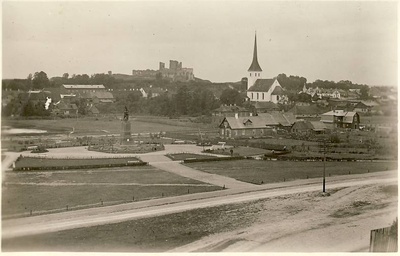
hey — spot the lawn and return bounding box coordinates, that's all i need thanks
[14,157,141,169]
[166,153,217,161]
[2,166,221,217]
[186,160,398,185]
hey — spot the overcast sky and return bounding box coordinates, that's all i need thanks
[2,1,398,86]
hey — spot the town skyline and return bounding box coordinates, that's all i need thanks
[3,1,397,86]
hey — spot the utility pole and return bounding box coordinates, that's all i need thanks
[323,140,326,193]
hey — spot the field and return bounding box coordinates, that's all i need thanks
[14,156,141,169]
[2,166,221,217]
[2,116,204,136]
[186,160,397,184]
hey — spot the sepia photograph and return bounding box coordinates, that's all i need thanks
[1,0,398,253]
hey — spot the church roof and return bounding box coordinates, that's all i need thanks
[247,79,275,92]
[271,86,285,95]
[248,34,262,72]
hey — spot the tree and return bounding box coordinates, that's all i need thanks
[32,71,50,89]
[220,88,242,106]
[63,73,69,79]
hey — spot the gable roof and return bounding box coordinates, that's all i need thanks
[221,115,279,130]
[63,84,105,89]
[79,91,114,100]
[321,110,358,124]
[271,86,285,95]
[247,79,275,92]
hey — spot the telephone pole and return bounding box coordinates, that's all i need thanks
[323,140,326,193]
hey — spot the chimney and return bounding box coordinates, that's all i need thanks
[235,113,239,119]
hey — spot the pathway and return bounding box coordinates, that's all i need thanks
[139,152,255,189]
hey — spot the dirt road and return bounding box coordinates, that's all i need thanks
[2,172,396,240]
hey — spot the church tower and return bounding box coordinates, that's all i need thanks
[247,33,263,90]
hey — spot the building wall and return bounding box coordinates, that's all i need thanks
[220,127,274,138]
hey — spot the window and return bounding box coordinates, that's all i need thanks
[262,93,264,100]
[242,130,245,136]
[251,93,254,99]
[257,93,259,100]
[250,73,252,77]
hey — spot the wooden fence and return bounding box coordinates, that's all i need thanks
[370,226,398,252]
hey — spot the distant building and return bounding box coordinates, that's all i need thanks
[159,60,194,81]
[62,84,114,103]
[291,120,327,134]
[320,110,360,129]
[246,34,287,104]
[218,112,295,139]
[301,84,341,99]
[212,104,252,124]
[131,60,194,82]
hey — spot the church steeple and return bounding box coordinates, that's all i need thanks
[248,33,262,72]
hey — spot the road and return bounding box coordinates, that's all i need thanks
[2,171,396,240]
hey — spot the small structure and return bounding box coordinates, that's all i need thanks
[121,107,132,143]
[320,110,360,129]
[291,120,327,134]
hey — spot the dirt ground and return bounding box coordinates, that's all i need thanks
[170,183,398,252]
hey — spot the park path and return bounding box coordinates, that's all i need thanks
[139,153,255,189]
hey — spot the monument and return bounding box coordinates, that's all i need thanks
[121,106,131,143]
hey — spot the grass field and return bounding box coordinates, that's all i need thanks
[2,166,221,217]
[186,160,398,185]
[166,153,217,161]
[14,157,141,169]
[2,116,201,136]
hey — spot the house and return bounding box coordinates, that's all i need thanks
[287,104,327,119]
[52,101,78,117]
[62,84,114,103]
[353,102,372,114]
[140,86,167,98]
[291,120,327,135]
[219,115,278,139]
[246,34,288,104]
[259,112,296,131]
[320,110,360,129]
[212,104,252,124]
[302,85,341,99]
[218,112,295,138]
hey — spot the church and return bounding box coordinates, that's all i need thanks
[246,34,287,104]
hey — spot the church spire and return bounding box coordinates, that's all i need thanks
[248,32,262,72]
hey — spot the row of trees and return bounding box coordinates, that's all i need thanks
[114,85,220,117]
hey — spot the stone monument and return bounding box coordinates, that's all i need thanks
[121,106,131,143]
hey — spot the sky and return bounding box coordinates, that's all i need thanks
[2,1,398,86]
